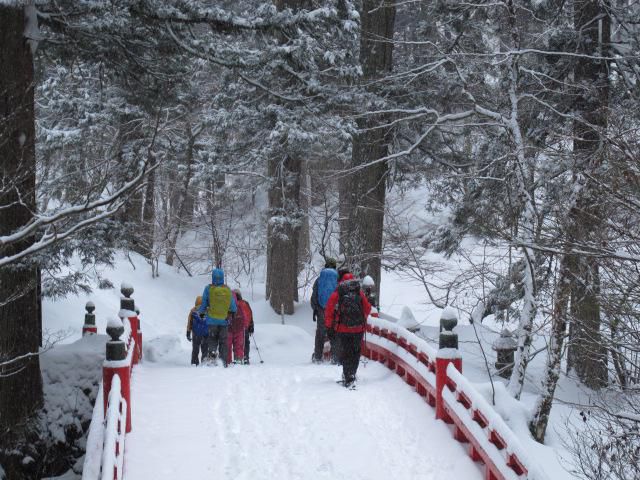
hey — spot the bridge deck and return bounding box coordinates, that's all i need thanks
[124,351,482,480]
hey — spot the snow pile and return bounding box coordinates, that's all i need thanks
[41,335,107,445]
[398,305,420,332]
[143,335,184,365]
[440,305,458,322]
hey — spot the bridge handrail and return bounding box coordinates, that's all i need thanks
[101,374,127,480]
[82,284,142,480]
[444,364,546,479]
[363,313,550,480]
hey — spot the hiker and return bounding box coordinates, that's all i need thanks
[198,268,236,367]
[325,272,372,389]
[310,258,338,364]
[226,290,246,365]
[186,296,208,366]
[235,290,254,364]
[337,267,350,282]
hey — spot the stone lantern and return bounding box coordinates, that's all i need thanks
[493,328,517,378]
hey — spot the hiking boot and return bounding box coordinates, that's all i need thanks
[344,380,357,390]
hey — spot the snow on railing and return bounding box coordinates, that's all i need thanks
[363,309,550,480]
[82,284,143,480]
[101,374,127,480]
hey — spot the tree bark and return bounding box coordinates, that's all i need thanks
[530,256,572,442]
[266,149,301,314]
[340,0,396,300]
[0,4,43,466]
[298,159,311,273]
[166,125,196,267]
[565,0,610,389]
[141,159,156,258]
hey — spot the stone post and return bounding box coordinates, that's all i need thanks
[435,307,462,423]
[120,283,142,363]
[103,317,132,432]
[82,301,97,336]
[493,328,517,379]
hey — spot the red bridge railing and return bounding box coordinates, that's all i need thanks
[82,284,143,480]
[363,311,548,480]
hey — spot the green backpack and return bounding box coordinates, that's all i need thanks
[207,284,232,320]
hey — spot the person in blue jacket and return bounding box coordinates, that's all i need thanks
[310,258,338,363]
[198,268,237,367]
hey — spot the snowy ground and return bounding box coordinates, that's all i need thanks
[126,324,482,480]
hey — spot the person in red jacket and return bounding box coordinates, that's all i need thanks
[325,272,372,388]
[235,290,254,364]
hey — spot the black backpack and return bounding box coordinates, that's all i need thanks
[337,280,365,328]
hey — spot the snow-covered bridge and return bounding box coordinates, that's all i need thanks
[80,286,548,480]
[124,350,479,480]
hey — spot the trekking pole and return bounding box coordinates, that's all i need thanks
[251,333,264,363]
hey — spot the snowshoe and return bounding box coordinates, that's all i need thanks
[345,381,357,390]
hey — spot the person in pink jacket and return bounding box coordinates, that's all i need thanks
[226,290,246,364]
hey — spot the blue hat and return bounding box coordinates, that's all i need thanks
[212,268,225,286]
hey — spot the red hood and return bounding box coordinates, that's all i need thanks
[340,273,355,283]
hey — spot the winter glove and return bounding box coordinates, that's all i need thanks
[186,331,192,342]
[248,321,255,334]
[326,328,336,341]
[312,310,317,322]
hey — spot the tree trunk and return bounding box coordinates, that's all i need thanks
[166,125,196,267]
[265,0,308,313]
[565,0,610,389]
[530,255,572,442]
[298,159,311,273]
[0,5,43,470]
[141,160,156,259]
[340,0,396,300]
[266,150,301,314]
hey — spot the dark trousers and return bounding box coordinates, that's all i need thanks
[314,310,338,362]
[191,334,208,365]
[338,332,364,383]
[313,309,326,360]
[244,330,251,362]
[207,325,228,365]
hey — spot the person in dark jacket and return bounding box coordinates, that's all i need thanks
[311,258,338,363]
[186,296,208,366]
[325,272,372,388]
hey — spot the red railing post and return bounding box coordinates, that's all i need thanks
[103,318,132,433]
[436,307,462,423]
[120,283,142,363]
[82,301,97,336]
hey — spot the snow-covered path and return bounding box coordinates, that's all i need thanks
[124,326,482,480]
